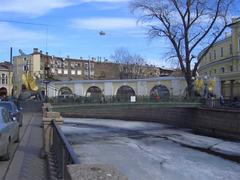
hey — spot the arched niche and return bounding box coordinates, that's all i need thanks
[150,85,170,100]
[116,85,135,102]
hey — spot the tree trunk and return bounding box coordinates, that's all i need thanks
[185,74,194,97]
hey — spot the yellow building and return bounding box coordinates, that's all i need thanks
[198,18,240,98]
[0,62,13,96]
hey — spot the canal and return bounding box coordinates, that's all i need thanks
[61,118,240,180]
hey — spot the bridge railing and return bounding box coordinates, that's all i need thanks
[48,95,203,105]
[51,119,80,179]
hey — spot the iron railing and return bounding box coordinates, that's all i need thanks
[48,95,203,105]
[51,120,80,179]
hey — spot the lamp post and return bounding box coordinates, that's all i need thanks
[43,80,50,101]
[203,75,208,98]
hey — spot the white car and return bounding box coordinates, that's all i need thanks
[0,107,19,161]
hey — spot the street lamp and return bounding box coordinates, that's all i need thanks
[43,80,50,100]
[203,75,208,98]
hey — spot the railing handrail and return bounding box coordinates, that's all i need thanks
[51,119,80,164]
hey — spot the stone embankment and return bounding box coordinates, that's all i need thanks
[42,103,128,180]
[53,103,240,140]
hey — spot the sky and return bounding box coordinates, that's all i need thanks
[0,0,170,67]
[0,0,239,68]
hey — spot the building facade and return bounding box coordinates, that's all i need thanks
[47,77,188,99]
[13,49,173,96]
[0,62,13,96]
[198,18,240,98]
[13,48,45,96]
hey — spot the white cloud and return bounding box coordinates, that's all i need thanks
[72,17,139,30]
[0,0,73,16]
[0,0,130,16]
[0,22,48,45]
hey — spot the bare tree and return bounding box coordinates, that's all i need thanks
[130,0,236,96]
[111,47,147,79]
[131,54,146,78]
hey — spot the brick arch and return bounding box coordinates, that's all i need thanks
[150,84,170,100]
[83,84,104,97]
[116,85,136,102]
[58,86,73,96]
[0,87,7,97]
[113,84,137,96]
[85,86,102,96]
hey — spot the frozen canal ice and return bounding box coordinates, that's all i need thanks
[61,118,240,180]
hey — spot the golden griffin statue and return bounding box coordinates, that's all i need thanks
[21,72,39,92]
[194,76,216,97]
[208,78,216,93]
[194,78,204,93]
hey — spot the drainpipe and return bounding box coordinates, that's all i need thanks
[9,47,13,96]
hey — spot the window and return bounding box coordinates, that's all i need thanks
[2,108,10,123]
[57,69,62,74]
[229,44,233,55]
[238,38,240,51]
[90,63,94,69]
[84,70,88,75]
[90,70,95,76]
[77,70,82,75]
[220,47,224,57]
[1,74,6,84]
[209,52,212,61]
[221,67,225,73]
[71,70,76,75]
[230,65,233,72]
[23,65,28,71]
[63,69,68,75]
[214,69,217,74]
[214,50,216,59]
[84,63,89,69]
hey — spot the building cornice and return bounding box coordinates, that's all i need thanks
[198,55,240,71]
[51,76,185,85]
[217,72,240,81]
[198,36,232,58]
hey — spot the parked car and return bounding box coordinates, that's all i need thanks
[0,101,23,126]
[0,107,19,160]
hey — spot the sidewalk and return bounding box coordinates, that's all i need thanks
[4,113,48,180]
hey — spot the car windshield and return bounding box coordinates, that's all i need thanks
[0,103,13,112]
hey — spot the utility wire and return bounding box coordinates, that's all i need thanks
[0,19,50,52]
[0,19,50,27]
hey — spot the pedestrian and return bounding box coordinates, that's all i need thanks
[220,95,224,106]
[207,94,215,108]
[210,95,215,108]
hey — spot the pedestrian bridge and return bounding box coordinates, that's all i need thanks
[47,77,187,99]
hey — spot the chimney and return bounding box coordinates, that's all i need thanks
[33,48,38,54]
